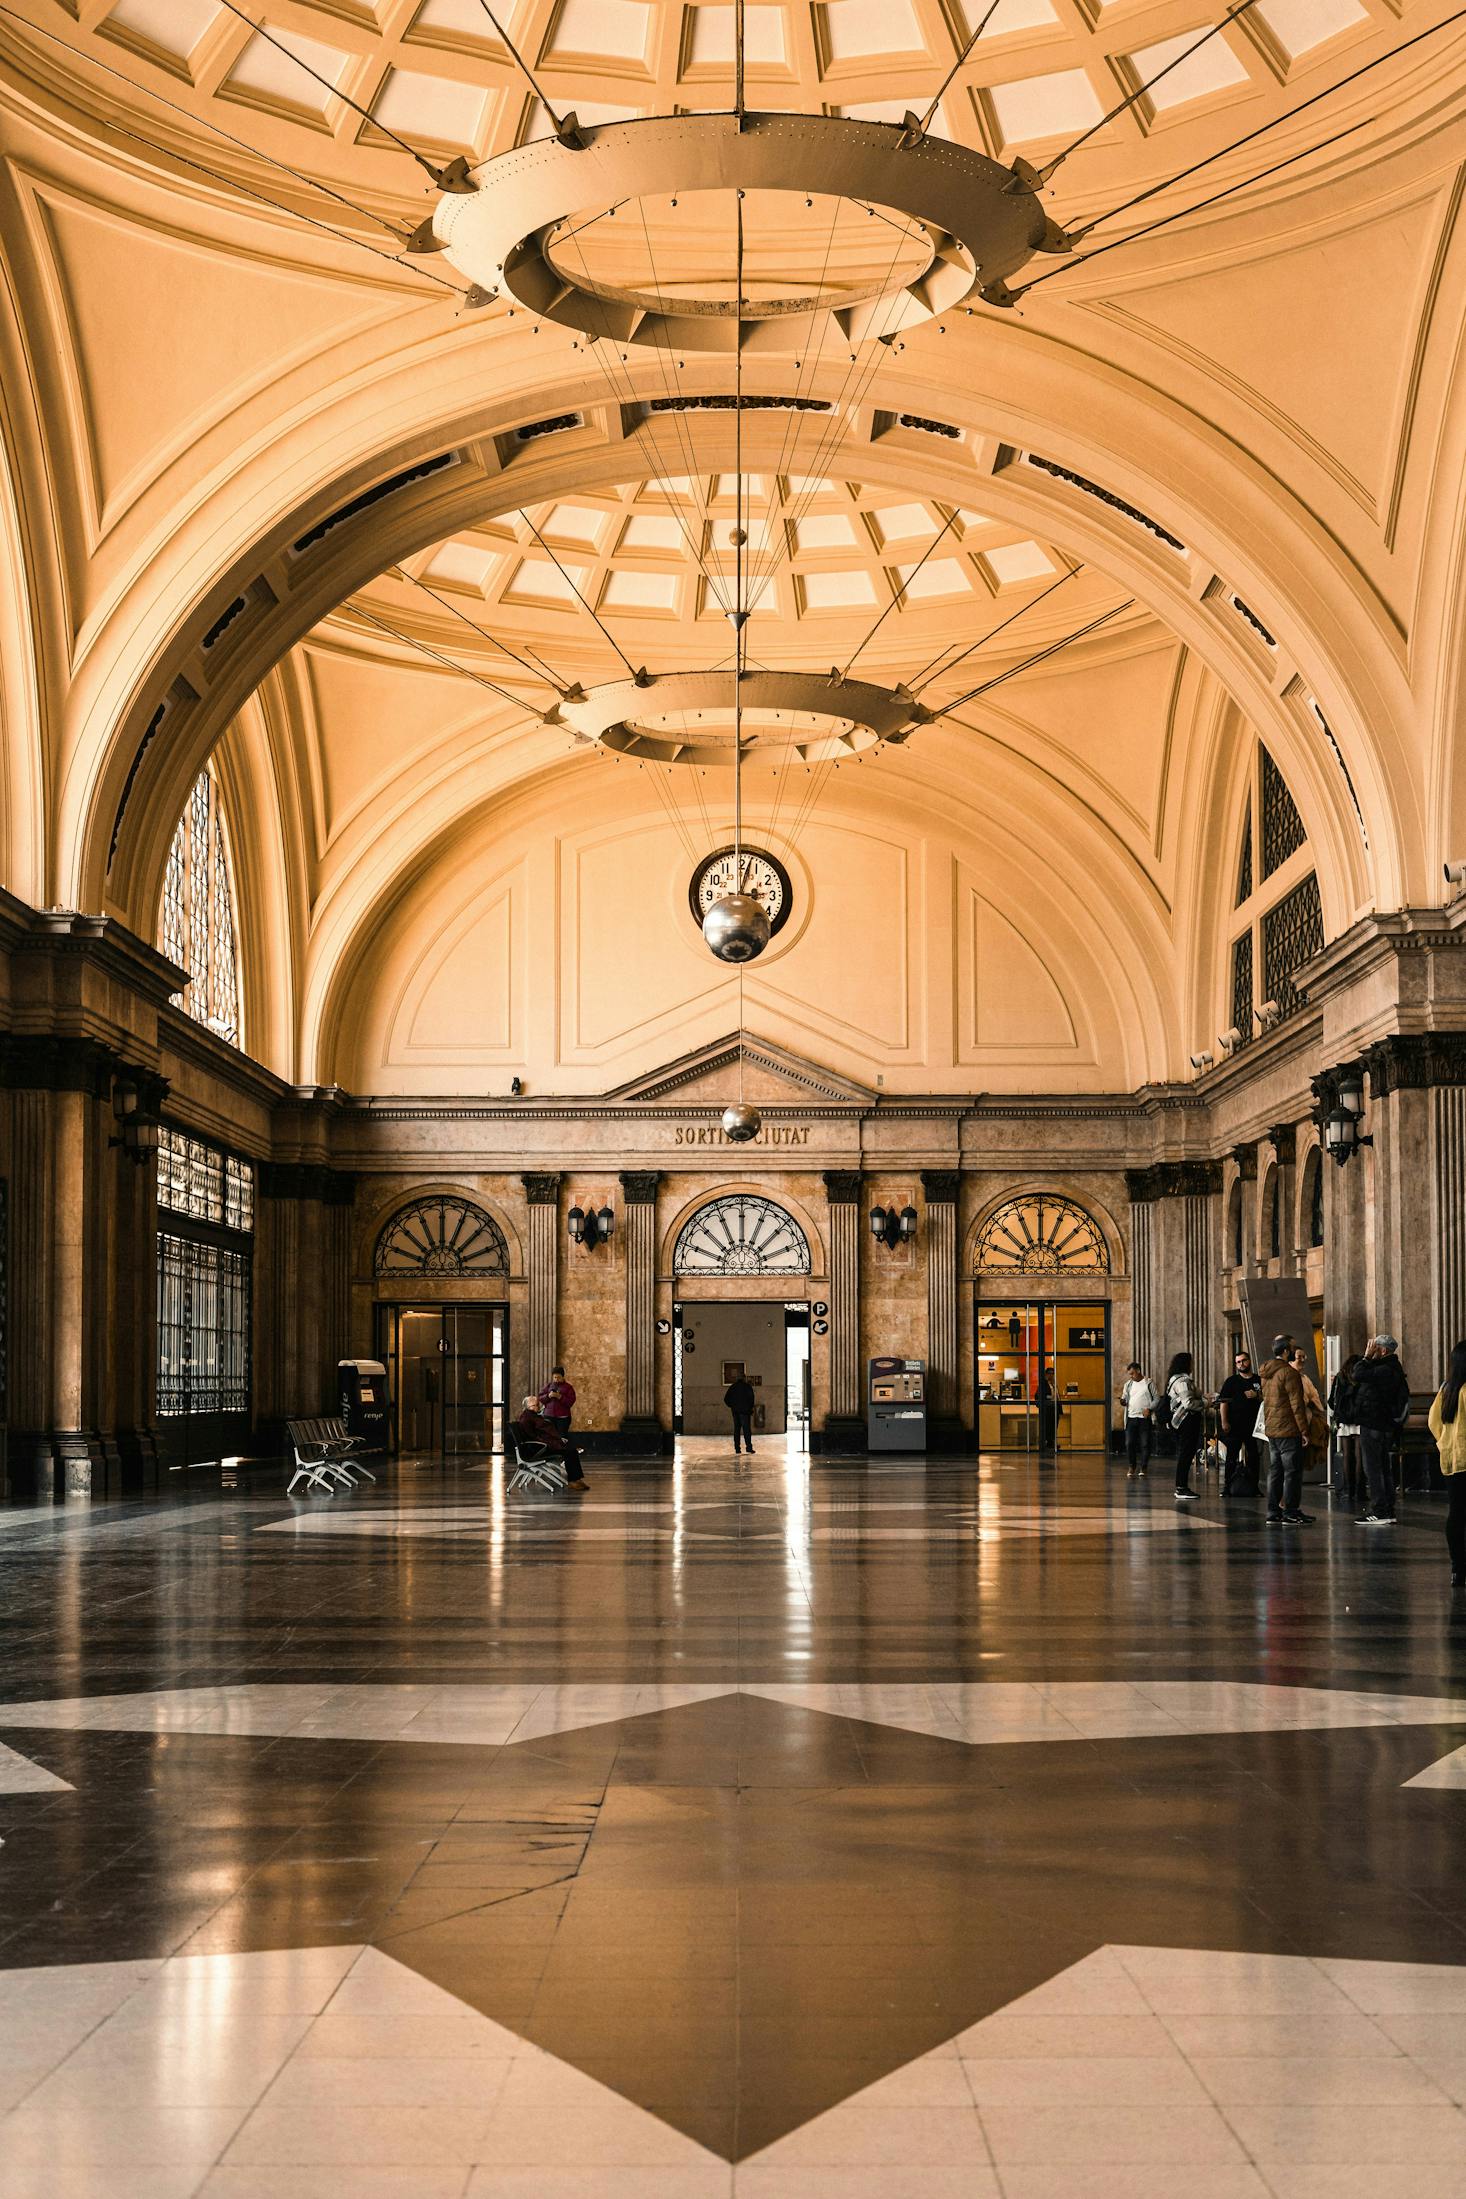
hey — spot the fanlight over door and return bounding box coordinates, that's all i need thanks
[673,1194,811,1276]
[374,1195,509,1278]
[974,1195,1109,1276]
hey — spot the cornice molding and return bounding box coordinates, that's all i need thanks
[259,1161,356,1206]
[1125,1159,1224,1203]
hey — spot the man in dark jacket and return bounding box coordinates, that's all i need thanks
[1260,1334,1313,1525]
[1353,1335,1410,1526]
[725,1374,756,1454]
[512,1397,588,1491]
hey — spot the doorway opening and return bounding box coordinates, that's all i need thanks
[974,1297,1110,1451]
[375,1302,508,1458]
[673,1300,810,1440]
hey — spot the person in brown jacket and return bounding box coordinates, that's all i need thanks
[1260,1332,1314,1525]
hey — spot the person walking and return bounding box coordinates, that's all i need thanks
[1329,1351,1364,1510]
[725,1372,757,1455]
[1290,1344,1329,1482]
[1165,1352,1205,1503]
[1353,1334,1410,1527]
[1260,1332,1314,1524]
[1217,1348,1261,1496]
[537,1365,576,1441]
[1120,1362,1157,1478]
[1427,1340,1466,1587]
[512,1395,588,1492]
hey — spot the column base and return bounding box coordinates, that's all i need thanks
[815,1415,867,1455]
[925,1416,970,1454]
[6,1429,114,1503]
[115,1425,163,1496]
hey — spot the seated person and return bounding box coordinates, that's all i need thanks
[512,1395,588,1491]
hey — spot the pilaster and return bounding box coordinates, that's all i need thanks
[920,1169,960,1436]
[619,1171,659,1437]
[823,1170,863,1444]
[520,1171,561,1396]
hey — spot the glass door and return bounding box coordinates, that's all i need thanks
[976,1300,1110,1450]
[377,1304,508,1458]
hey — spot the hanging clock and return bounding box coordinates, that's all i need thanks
[689,845,792,936]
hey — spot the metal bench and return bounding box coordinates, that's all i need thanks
[506,1434,567,1495]
[286,1416,376,1496]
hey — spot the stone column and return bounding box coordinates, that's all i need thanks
[1231,1143,1259,1277]
[257,1165,357,1432]
[1269,1122,1297,1275]
[1126,1161,1223,1385]
[920,1169,961,1442]
[520,1173,561,1395]
[823,1169,864,1446]
[619,1171,660,1442]
[1360,1036,1466,1378]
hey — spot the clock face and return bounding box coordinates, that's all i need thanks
[689,846,792,936]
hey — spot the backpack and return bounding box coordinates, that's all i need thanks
[1329,1368,1359,1424]
[1152,1388,1173,1432]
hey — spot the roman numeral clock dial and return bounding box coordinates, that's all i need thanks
[689,847,792,937]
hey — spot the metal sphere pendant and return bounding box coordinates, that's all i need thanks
[702,892,771,964]
[722,1101,762,1143]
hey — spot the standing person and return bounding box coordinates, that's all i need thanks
[725,1371,756,1455]
[512,1395,588,1492]
[1037,1368,1059,1453]
[1260,1333,1315,1525]
[1427,1340,1466,1587]
[1165,1351,1205,1503]
[1329,1351,1365,1510]
[1217,1349,1262,1496]
[1353,1334,1411,1527]
[1120,1362,1157,1478]
[1290,1345,1329,1481]
[538,1365,576,1442]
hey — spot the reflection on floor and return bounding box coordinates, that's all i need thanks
[1,1442,1465,2193]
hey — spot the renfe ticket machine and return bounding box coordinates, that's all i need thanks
[339,1358,391,1452]
[867,1357,927,1452]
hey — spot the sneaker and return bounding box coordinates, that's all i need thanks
[1359,1513,1396,1527]
[1174,1489,1198,1503]
[1126,1467,1136,1479]
[1137,1468,1148,1479]
[1266,1511,1286,1524]
[1281,1509,1314,1525]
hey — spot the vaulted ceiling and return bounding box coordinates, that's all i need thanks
[1,0,1464,1091]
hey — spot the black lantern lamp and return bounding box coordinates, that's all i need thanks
[869,1201,918,1251]
[110,1076,161,1162]
[1324,1065,1371,1167]
[568,1199,615,1250]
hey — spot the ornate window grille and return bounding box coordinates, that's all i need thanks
[1260,745,1306,879]
[1262,872,1324,1021]
[1236,814,1252,906]
[1306,1151,1325,1249]
[160,763,241,1047]
[374,1197,509,1277]
[1230,932,1253,1044]
[974,1195,1110,1275]
[156,1127,254,1420]
[673,1195,811,1276]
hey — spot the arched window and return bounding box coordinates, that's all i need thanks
[974,1194,1110,1275]
[673,1194,810,1276]
[374,1196,509,1277]
[160,763,241,1048]
[1262,1168,1281,1260]
[1226,743,1323,1044]
[1304,1149,1325,1249]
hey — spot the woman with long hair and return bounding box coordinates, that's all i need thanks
[1329,1351,1364,1510]
[1165,1350,1205,1505]
[1427,1340,1466,1586]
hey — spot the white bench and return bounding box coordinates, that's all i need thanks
[286,1416,376,1496]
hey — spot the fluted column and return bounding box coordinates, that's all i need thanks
[823,1170,863,1443]
[520,1173,561,1395]
[1126,1161,1222,1382]
[619,1171,660,1437]
[921,1169,960,1436]
[1434,1085,1466,1364]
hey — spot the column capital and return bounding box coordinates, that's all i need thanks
[823,1169,863,1205]
[919,1169,962,1204]
[618,1170,660,1204]
[1230,1143,1259,1182]
[259,1162,356,1205]
[1268,1122,1297,1165]
[0,1033,117,1096]
[520,1171,562,1206]
[1125,1159,1224,1203]
[1362,1032,1466,1095]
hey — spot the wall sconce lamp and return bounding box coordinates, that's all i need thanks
[1189,1050,1214,1072]
[1217,1026,1243,1056]
[1324,1065,1371,1168]
[567,1199,615,1250]
[110,1077,160,1162]
[869,1202,917,1251]
[1254,998,1282,1031]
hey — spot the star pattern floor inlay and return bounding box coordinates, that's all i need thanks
[2,1444,1465,2191]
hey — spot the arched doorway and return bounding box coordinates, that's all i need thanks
[671,1193,812,1443]
[371,1194,511,1458]
[973,1193,1113,1452]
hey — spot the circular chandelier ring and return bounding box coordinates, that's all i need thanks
[552,669,932,764]
[432,112,1066,349]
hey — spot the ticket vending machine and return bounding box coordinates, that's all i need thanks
[339,1358,391,1452]
[867,1357,927,1452]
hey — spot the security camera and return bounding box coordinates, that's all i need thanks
[1218,1027,1243,1055]
[1446,860,1466,902]
[1189,1050,1214,1071]
[1255,999,1282,1029]
[510,1076,524,1096]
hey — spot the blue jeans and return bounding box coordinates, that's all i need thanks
[1266,1436,1302,1515]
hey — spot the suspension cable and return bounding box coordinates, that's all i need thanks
[931,599,1136,718]
[343,600,560,713]
[518,511,641,678]
[214,0,449,181]
[474,1,575,138]
[914,0,1005,138]
[391,565,576,692]
[908,565,1082,693]
[1037,0,1263,183]
[840,508,961,678]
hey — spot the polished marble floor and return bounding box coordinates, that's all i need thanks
[3,1441,1466,2196]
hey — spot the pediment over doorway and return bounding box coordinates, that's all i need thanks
[608,1034,876,1109]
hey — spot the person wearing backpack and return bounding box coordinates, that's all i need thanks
[1353,1334,1411,1526]
[1328,1351,1364,1510]
[1164,1351,1205,1503]
[1427,1339,1466,1587]
[1120,1362,1157,1477]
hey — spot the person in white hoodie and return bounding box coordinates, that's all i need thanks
[1120,1362,1157,1478]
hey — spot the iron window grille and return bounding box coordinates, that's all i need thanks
[1236,813,1252,906]
[160,763,241,1048]
[1262,872,1324,1022]
[156,1127,254,1420]
[1260,745,1306,879]
[673,1195,811,1277]
[374,1196,509,1277]
[1231,931,1254,1046]
[974,1195,1110,1275]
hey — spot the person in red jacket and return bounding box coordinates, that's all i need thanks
[537,1366,576,1441]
